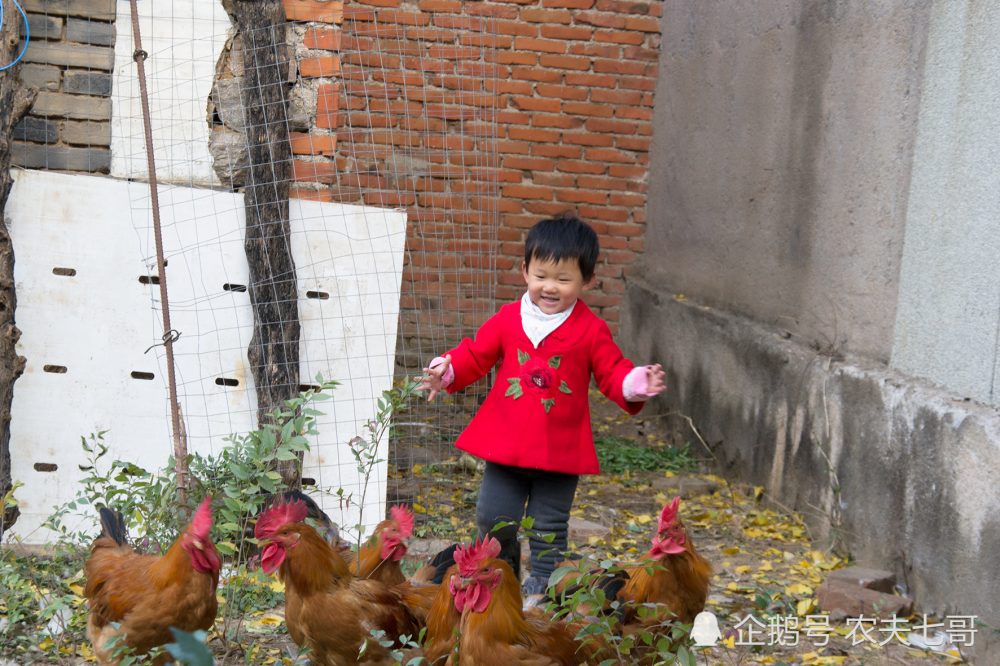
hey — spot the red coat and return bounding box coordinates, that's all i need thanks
[444,301,644,475]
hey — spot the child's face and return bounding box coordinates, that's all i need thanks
[521,257,595,315]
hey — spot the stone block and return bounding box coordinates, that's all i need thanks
[22,14,63,39]
[63,72,111,96]
[18,64,60,91]
[568,518,612,543]
[31,92,111,120]
[651,475,720,498]
[14,117,58,144]
[24,43,113,70]
[825,567,897,595]
[12,142,111,172]
[65,18,114,46]
[20,0,115,20]
[816,580,912,620]
[62,121,110,147]
[209,129,248,188]
[211,78,246,133]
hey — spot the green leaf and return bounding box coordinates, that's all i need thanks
[517,349,530,364]
[505,377,523,399]
[520,516,535,529]
[165,628,213,666]
[548,355,562,369]
[559,381,571,394]
[541,398,555,413]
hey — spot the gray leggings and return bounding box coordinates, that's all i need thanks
[475,461,579,581]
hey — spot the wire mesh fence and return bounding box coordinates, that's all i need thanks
[9,1,499,542]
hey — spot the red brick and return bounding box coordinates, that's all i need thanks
[563,102,614,117]
[514,37,567,54]
[642,93,654,106]
[594,59,645,75]
[607,223,644,236]
[344,52,400,68]
[425,106,479,120]
[462,34,514,48]
[511,97,562,113]
[623,47,660,61]
[284,0,343,23]
[492,80,534,95]
[594,29,644,45]
[377,11,431,24]
[543,0,593,6]
[291,132,337,155]
[556,189,607,204]
[427,136,475,151]
[586,148,637,163]
[503,184,554,200]
[569,43,619,58]
[633,209,646,223]
[577,175,629,190]
[610,192,645,206]
[533,172,576,187]
[496,20,541,36]
[495,140,531,154]
[304,28,342,50]
[357,0,400,7]
[461,62,511,79]
[608,165,646,178]
[316,83,340,129]
[625,16,661,32]
[525,201,576,215]
[343,6,375,20]
[492,52,538,66]
[592,88,642,105]
[428,46,483,59]
[565,72,617,88]
[404,58,454,72]
[628,238,645,252]
[616,107,653,120]
[349,22,404,38]
[557,160,606,174]
[504,156,557,171]
[563,132,614,147]
[292,160,337,183]
[606,251,636,264]
[300,56,341,77]
[574,12,626,28]
[617,136,652,151]
[496,111,532,124]
[508,127,560,142]
[540,25,592,40]
[536,84,589,101]
[418,0,461,10]
[538,55,592,70]
[579,206,628,222]
[586,118,636,133]
[533,115,584,129]
[532,144,581,158]
[513,67,563,83]
[520,7,573,22]
[595,0,651,13]
[637,122,653,136]
[619,76,657,91]
[465,3,520,17]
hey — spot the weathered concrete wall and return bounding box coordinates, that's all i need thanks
[891,0,1000,408]
[622,280,1000,659]
[643,1,931,361]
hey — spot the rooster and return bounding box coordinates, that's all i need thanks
[448,536,608,666]
[83,497,222,666]
[547,497,712,626]
[422,563,462,665]
[256,498,424,665]
[342,504,414,584]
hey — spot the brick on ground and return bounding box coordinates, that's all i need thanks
[568,517,611,543]
[816,579,913,620]
[825,566,897,594]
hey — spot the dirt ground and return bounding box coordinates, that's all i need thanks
[203,392,974,666]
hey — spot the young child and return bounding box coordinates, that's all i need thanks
[417,214,665,595]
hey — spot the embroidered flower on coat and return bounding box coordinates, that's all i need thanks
[506,350,572,412]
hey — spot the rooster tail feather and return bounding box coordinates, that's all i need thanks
[98,507,127,546]
[281,489,339,544]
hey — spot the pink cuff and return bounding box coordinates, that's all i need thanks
[622,366,657,402]
[430,356,455,388]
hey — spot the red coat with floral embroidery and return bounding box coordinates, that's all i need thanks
[444,300,644,475]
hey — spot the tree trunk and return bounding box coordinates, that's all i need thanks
[233,1,301,487]
[0,0,34,535]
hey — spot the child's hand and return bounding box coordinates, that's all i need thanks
[646,363,665,395]
[418,355,452,402]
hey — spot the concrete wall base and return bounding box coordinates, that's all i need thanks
[622,278,1000,662]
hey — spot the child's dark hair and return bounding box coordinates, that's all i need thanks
[524,214,600,281]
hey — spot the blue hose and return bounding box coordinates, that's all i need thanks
[0,0,29,72]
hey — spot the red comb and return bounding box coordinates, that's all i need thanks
[255,497,309,540]
[454,536,502,577]
[390,505,414,539]
[190,496,214,540]
[658,496,680,534]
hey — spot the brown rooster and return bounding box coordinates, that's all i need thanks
[547,497,712,626]
[342,504,415,585]
[256,498,424,666]
[422,563,462,665]
[84,497,221,666]
[448,537,608,666]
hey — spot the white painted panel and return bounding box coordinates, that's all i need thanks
[111,1,231,186]
[7,170,407,544]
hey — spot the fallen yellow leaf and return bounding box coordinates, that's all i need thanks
[759,561,773,571]
[736,565,751,574]
[637,514,653,524]
[796,598,815,616]
[722,547,740,556]
[665,471,675,478]
[413,504,426,513]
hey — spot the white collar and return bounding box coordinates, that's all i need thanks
[520,292,576,349]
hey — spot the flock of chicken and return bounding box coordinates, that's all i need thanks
[81,492,712,666]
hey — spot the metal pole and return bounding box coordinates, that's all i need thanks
[128,0,188,507]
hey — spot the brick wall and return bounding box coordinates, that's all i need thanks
[286,0,661,355]
[12,0,115,172]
